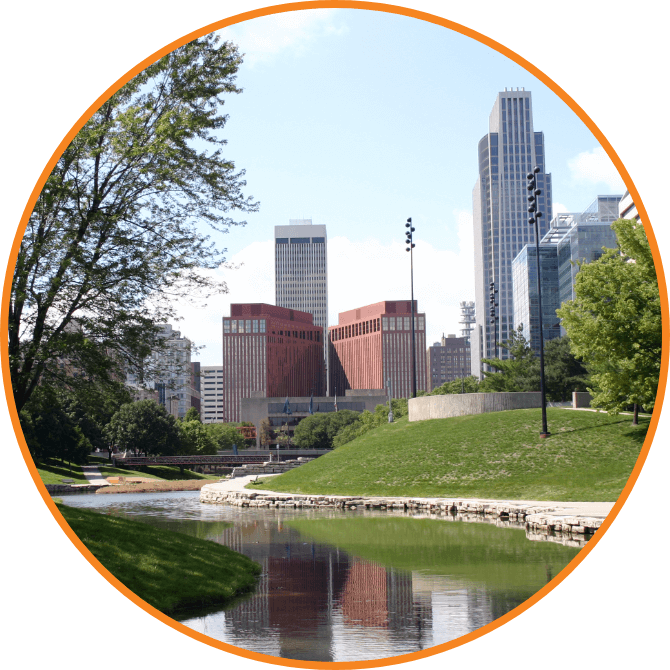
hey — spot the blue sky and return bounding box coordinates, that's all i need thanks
[173,8,625,363]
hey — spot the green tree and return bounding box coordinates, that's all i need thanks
[293,410,360,449]
[183,407,201,423]
[480,325,538,392]
[179,419,217,455]
[541,336,590,402]
[105,400,182,456]
[205,422,241,451]
[9,33,258,413]
[430,376,481,395]
[20,386,91,466]
[259,418,272,448]
[557,218,662,421]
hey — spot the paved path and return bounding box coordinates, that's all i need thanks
[206,475,613,521]
[78,464,110,486]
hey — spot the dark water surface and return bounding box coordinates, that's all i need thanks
[61,491,583,662]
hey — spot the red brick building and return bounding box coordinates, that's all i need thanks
[329,300,427,399]
[222,304,324,422]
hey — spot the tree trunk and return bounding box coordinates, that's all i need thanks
[633,403,639,426]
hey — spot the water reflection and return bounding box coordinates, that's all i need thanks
[61,492,581,662]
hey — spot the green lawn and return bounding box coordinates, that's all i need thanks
[36,457,219,486]
[248,408,650,501]
[57,503,261,614]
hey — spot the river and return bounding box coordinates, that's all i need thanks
[60,490,584,662]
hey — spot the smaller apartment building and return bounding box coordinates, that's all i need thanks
[426,335,471,391]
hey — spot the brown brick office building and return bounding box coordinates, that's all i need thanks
[329,300,427,399]
[222,304,324,422]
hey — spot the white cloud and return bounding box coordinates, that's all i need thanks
[567,146,625,191]
[176,211,476,364]
[552,202,569,216]
[219,9,348,66]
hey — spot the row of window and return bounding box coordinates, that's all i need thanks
[223,319,267,334]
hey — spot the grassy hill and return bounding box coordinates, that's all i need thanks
[249,408,650,501]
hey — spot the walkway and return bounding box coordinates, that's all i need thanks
[78,464,110,486]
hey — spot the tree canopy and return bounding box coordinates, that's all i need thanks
[557,218,662,414]
[9,33,257,413]
[480,325,538,392]
[105,400,182,456]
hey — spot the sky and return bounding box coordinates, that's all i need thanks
[167,7,626,364]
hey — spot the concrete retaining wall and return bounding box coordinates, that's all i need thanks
[573,392,593,408]
[408,392,542,422]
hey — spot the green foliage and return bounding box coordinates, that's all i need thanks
[332,399,409,448]
[179,420,217,455]
[557,219,662,413]
[20,386,92,465]
[204,422,241,451]
[481,325,538,392]
[183,407,201,423]
[259,418,272,447]
[105,400,182,456]
[9,33,257,413]
[430,375,481,395]
[292,410,361,449]
[541,336,590,401]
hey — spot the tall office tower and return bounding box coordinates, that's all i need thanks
[222,304,324,422]
[471,89,552,378]
[275,219,328,389]
[512,194,622,353]
[329,300,427,399]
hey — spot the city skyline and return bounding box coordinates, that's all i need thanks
[156,9,626,365]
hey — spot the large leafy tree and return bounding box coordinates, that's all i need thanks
[557,218,662,419]
[105,400,182,456]
[541,336,589,402]
[9,33,258,413]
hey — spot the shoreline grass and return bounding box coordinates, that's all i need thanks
[36,456,219,487]
[248,408,649,502]
[57,503,261,614]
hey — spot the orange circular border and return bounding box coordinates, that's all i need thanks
[2,2,667,669]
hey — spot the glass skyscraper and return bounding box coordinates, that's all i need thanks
[471,89,552,377]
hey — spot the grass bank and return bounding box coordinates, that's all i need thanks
[57,503,260,614]
[35,457,219,486]
[249,408,649,501]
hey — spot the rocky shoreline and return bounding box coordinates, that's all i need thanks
[200,484,610,546]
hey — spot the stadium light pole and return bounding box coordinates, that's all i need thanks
[405,218,417,398]
[527,166,550,438]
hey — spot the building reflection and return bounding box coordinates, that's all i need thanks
[210,518,433,661]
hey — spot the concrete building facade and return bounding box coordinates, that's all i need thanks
[222,304,324,422]
[329,300,426,399]
[472,89,552,377]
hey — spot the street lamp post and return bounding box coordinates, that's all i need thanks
[405,218,417,399]
[527,166,550,438]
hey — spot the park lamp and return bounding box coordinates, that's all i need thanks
[526,166,550,438]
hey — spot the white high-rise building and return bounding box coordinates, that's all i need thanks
[275,219,328,389]
[201,365,223,423]
[471,89,552,378]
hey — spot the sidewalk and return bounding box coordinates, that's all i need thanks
[78,464,110,487]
